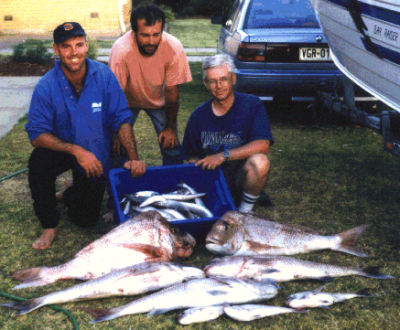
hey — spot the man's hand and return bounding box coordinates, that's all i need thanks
[123,160,146,177]
[158,128,178,149]
[73,146,103,178]
[195,153,225,170]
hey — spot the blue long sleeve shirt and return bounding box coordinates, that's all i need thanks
[25,59,131,175]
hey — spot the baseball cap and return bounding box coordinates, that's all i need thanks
[53,22,86,44]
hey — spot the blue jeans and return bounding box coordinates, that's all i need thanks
[131,107,182,165]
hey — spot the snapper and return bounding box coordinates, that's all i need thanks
[11,211,196,289]
[206,211,369,257]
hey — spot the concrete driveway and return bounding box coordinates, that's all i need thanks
[0,76,40,139]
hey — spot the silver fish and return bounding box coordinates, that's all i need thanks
[140,193,206,207]
[123,200,131,215]
[286,285,375,309]
[204,256,395,282]
[86,277,279,323]
[135,191,160,198]
[223,304,301,321]
[206,211,369,257]
[140,198,213,218]
[177,305,224,325]
[130,207,187,222]
[3,262,204,315]
[11,211,196,289]
[177,182,207,207]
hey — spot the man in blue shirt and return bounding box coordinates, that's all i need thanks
[25,22,146,250]
[182,54,273,213]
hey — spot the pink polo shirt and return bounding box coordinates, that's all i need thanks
[109,31,192,109]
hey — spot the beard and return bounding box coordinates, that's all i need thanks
[137,42,159,56]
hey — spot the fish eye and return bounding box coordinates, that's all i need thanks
[221,221,229,231]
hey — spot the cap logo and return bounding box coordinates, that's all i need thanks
[63,23,73,31]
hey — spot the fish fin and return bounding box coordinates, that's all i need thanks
[119,243,164,258]
[335,224,370,257]
[313,283,330,293]
[11,267,44,282]
[246,240,281,252]
[356,288,375,297]
[147,308,174,316]
[361,267,395,280]
[2,299,42,315]
[294,309,310,313]
[81,306,117,323]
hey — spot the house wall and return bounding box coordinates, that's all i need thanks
[0,0,132,35]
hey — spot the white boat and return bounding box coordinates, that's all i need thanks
[309,0,400,112]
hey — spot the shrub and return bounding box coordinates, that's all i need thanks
[87,38,98,60]
[179,6,196,18]
[159,4,176,22]
[12,39,52,64]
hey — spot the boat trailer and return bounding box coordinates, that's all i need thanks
[315,78,400,156]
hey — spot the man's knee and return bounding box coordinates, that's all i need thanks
[245,153,270,178]
[29,148,72,175]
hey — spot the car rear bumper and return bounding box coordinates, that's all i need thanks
[235,69,344,96]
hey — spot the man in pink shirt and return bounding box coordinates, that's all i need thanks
[109,3,192,165]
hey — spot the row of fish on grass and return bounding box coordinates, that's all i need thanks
[1,260,378,324]
[2,210,395,325]
[120,183,213,221]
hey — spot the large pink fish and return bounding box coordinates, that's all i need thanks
[11,211,196,289]
[206,211,369,257]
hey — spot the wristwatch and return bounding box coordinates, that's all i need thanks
[223,149,230,161]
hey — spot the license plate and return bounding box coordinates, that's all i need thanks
[299,47,331,61]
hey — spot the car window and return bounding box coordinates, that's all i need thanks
[244,0,320,29]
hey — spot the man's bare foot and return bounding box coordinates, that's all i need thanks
[56,178,73,202]
[32,228,58,250]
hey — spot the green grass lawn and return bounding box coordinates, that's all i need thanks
[95,18,220,49]
[168,18,220,48]
[1,19,400,330]
[1,62,399,329]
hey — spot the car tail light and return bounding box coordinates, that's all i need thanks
[237,43,331,63]
[237,43,266,62]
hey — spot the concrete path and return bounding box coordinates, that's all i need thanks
[0,77,41,139]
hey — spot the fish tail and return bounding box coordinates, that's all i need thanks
[10,266,60,289]
[11,267,45,282]
[361,266,395,279]
[356,288,376,297]
[334,224,370,257]
[81,306,120,324]
[2,298,43,315]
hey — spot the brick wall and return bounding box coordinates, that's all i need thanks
[0,0,132,36]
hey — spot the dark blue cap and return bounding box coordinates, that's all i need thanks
[53,22,86,44]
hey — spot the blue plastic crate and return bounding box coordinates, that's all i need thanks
[108,164,236,241]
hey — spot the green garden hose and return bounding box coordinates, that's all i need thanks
[1,169,80,328]
[0,291,79,329]
[0,168,28,183]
